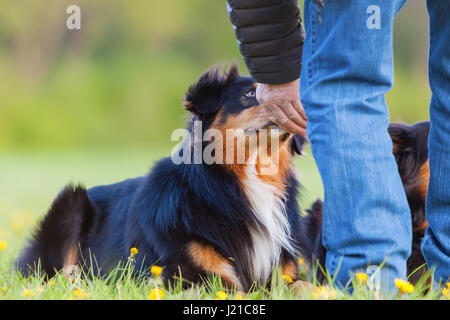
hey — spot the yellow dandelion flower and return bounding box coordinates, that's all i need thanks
[355,272,369,284]
[298,258,305,265]
[394,279,414,294]
[72,288,91,299]
[73,288,84,297]
[442,287,450,300]
[47,280,56,287]
[215,291,228,300]
[282,274,294,284]
[23,289,36,298]
[148,288,165,300]
[0,240,8,251]
[234,293,244,300]
[1,286,8,293]
[130,247,138,256]
[151,265,163,277]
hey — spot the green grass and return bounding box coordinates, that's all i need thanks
[0,150,447,300]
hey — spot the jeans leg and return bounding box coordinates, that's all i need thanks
[300,0,410,290]
[421,0,450,284]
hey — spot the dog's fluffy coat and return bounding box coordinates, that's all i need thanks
[17,65,430,288]
[17,66,310,290]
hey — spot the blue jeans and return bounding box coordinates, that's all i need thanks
[422,0,450,285]
[300,0,450,288]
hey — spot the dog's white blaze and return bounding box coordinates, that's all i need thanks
[243,160,295,282]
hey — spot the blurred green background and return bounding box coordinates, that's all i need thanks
[0,1,432,240]
[0,0,431,151]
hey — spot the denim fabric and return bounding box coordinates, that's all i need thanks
[301,0,450,288]
[300,0,412,290]
[421,0,450,284]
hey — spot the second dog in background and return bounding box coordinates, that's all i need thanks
[301,121,430,284]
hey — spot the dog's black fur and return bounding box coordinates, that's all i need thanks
[17,186,100,276]
[302,121,430,283]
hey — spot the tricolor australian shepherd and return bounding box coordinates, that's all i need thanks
[17,65,310,291]
[17,64,430,289]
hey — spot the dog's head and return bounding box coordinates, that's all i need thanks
[184,65,286,136]
[388,121,430,231]
[182,65,306,172]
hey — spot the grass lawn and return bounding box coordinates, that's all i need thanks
[0,149,447,300]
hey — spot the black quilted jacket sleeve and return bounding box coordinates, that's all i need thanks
[226,0,305,84]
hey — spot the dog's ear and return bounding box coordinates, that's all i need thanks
[183,64,239,116]
[388,122,428,191]
[388,123,415,154]
[290,134,308,155]
[411,121,430,164]
[388,123,418,173]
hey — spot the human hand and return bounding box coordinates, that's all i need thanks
[256,79,307,136]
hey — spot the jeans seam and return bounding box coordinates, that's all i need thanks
[307,4,317,88]
[421,233,430,254]
[327,251,339,278]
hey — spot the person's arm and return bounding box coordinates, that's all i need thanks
[227,0,307,135]
[226,0,305,84]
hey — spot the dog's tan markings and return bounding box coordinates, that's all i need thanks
[391,139,400,153]
[282,259,298,280]
[63,244,79,268]
[210,105,294,184]
[210,107,265,178]
[63,243,80,280]
[417,160,429,201]
[413,160,430,232]
[414,220,429,232]
[256,139,292,189]
[187,241,242,290]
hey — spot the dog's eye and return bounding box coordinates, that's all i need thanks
[246,90,256,98]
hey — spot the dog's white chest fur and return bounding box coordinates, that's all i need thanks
[243,164,295,283]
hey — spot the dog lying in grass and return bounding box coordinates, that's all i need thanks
[17,65,313,291]
[301,121,430,284]
[16,64,430,289]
